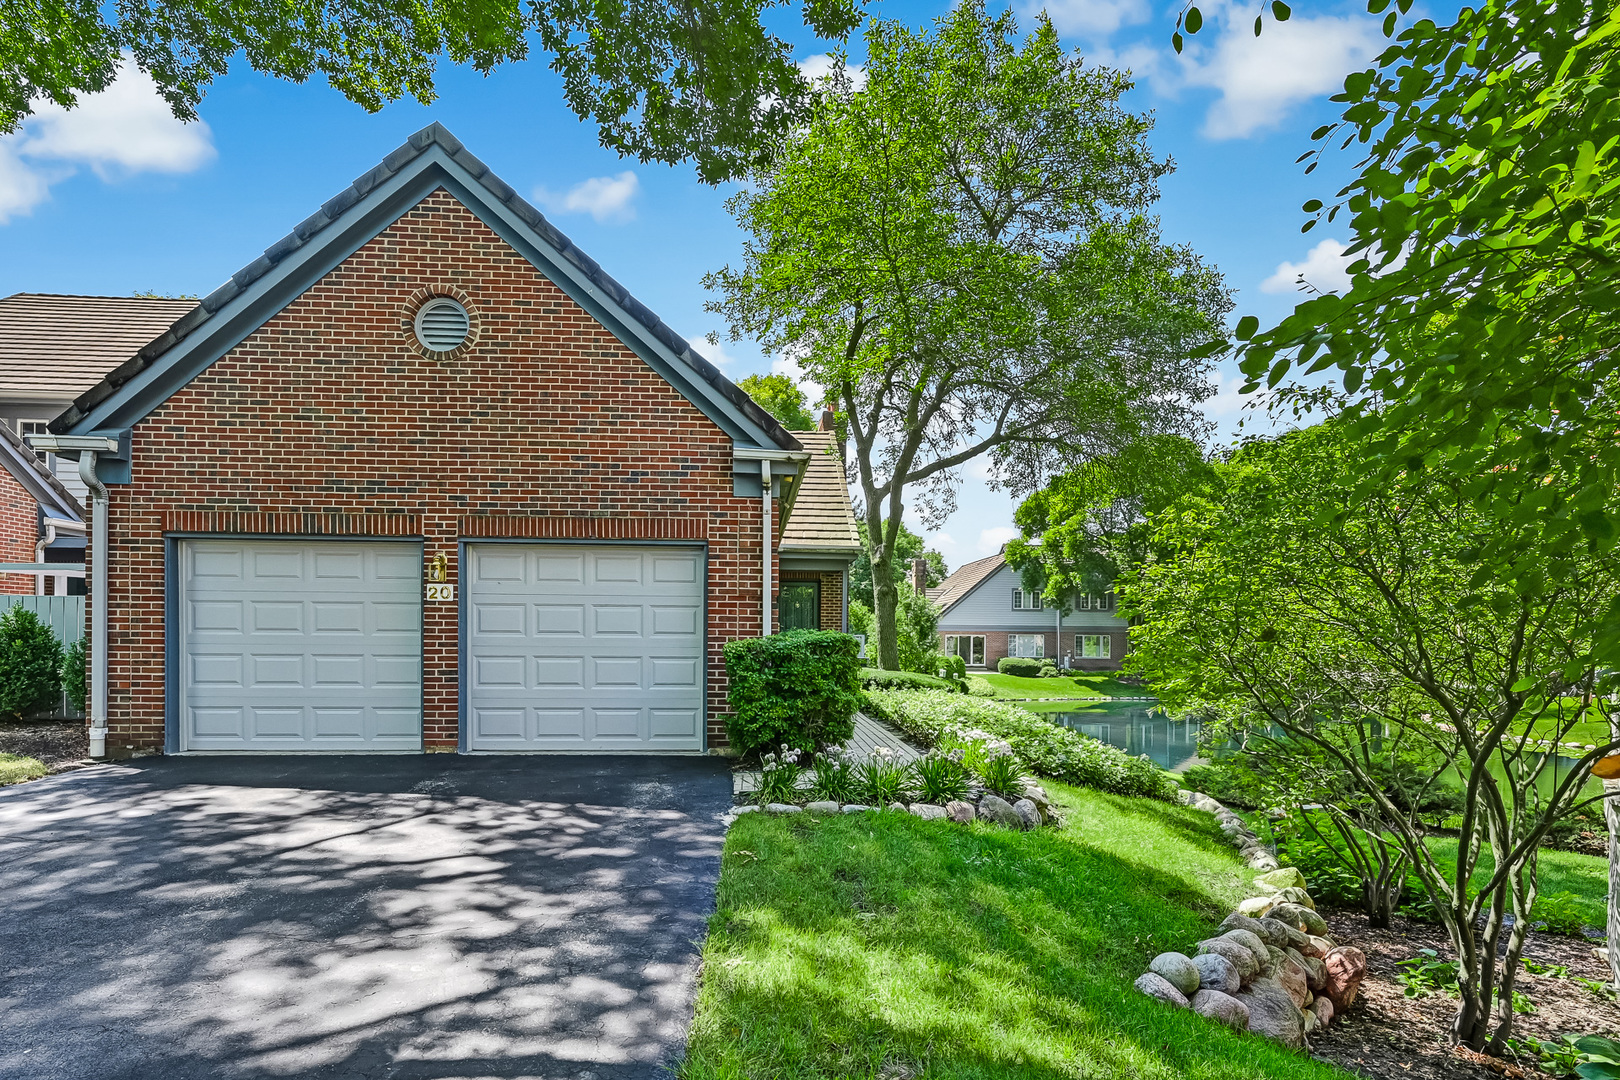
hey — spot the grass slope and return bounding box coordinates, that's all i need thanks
[0,753,47,786]
[1425,837,1611,929]
[969,672,1143,700]
[684,783,1352,1080]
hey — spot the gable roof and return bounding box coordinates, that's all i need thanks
[52,123,800,455]
[0,422,82,522]
[930,551,1006,612]
[0,294,196,403]
[779,431,859,556]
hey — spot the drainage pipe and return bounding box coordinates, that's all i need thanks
[761,459,772,637]
[79,451,108,758]
[34,517,86,596]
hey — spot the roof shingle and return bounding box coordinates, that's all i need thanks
[780,431,860,553]
[930,551,1006,612]
[0,294,197,401]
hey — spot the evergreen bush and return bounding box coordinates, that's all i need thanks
[997,657,1043,678]
[724,630,861,756]
[0,606,64,720]
[61,638,86,714]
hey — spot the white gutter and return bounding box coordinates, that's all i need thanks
[28,435,119,758]
[34,517,86,596]
[761,459,773,636]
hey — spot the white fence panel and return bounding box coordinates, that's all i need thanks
[3,595,85,719]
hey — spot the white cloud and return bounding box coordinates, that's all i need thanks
[688,332,743,370]
[1028,0,1151,37]
[1182,12,1380,139]
[978,526,1019,554]
[797,54,867,91]
[535,170,640,223]
[1261,237,1354,295]
[0,59,214,224]
[930,531,959,552]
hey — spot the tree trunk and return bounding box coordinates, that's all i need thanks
[1607,777,1620,990]
[871,547,901,671]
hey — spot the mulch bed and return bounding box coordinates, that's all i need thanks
[1310,909,1620,1080]
[0,719,89,769]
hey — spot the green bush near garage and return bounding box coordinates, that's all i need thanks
[724,630,862,757]
[0,606,63,720]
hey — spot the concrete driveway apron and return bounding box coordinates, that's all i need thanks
[0,754,733,1080]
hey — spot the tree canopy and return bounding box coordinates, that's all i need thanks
[738,372,816,430]
[707,1,1228,667]
[1,0,866,182]
[849,519,947,605]
[1128,418,1620,1051]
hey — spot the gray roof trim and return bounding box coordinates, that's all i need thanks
[0,424,82,522]
[54,123,800,453]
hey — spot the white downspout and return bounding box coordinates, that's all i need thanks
[79,452,108,759]
[761,459,773,637]
[34,520,56,596]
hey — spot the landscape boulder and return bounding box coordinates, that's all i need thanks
[806,801,841,815]
[1011,798,1042,831]
[1191,951,1241,995]
[1273,954,1312,1009]
[909,803,947,820]
[1219,912,1271,943]
[842,804,873,814]
[977,795,1024,828]
[1149,952,1201,998]
[1236,896,1277,918]
[1306,934,1338,957]
[1270,886,1315,910]
[1323,946,1368,1011]
[1196,937,1260,981]
[1254,866,1309,892]
[1134,972,1190,1008]
[945,800,976,824]
[1299,954,1327,992]
[1191,988,1250,1030]
[1236,977,1307,1049]
[1219,928,1271,971]
[1269,902,1329,937]
[765,803,802,814]
[1258,917,1309,952]
[1311,995,1335,1028]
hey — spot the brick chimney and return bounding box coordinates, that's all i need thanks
[911,557,928,593]
[818,408,836,432]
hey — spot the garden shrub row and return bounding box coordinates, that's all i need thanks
[857,667,962,694]
[862,689,1177,801]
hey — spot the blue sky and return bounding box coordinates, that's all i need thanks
[0,0,1383,575]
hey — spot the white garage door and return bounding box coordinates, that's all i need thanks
[179,540,423,751]
[466,543,705,751]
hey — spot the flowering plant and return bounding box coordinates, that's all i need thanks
[808,747,859,803]
[855,747,913,805]
[913,747,972,804]
[756,744,804,805]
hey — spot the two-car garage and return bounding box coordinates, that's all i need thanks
[176,539,706,753]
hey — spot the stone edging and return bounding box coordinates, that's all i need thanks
[1180,789,1280,871]
[726,781,1058,831]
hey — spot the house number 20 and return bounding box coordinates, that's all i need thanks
[425,583,456,601]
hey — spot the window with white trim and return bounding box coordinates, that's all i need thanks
[1080,634,1111,659]
[16,420,49,463]
[1009,633,1045,658]
[1011,589,1043,610]
[945,634,985,667]
[1074,593,1115,611]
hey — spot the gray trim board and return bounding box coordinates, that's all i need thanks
[54,124,799,457]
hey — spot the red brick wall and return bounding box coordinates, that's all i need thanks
[941,630,1128,672]
[0,465,37,594]
[96,188,775,754]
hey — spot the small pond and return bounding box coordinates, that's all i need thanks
[1023,699,1202,772]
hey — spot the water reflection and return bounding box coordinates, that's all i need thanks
[1031,700,1202,772]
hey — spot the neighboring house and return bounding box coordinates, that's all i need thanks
[931,549,1128,672]
[40,122,861,758]
[776,429,860,633]
[0,293,196,505]
[0,421,84,595]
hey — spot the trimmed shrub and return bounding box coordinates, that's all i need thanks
[931,653,967,681]
[0,606,64,720]
[1038,663,1058,678]
[863,689,1177,801]
[997,657,1043,678]
[62,638,86,714]
[724,630,861,757]
[857,667,961,693]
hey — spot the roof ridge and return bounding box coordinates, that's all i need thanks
[51,122,800,452]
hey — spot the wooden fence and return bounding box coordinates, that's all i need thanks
[3,595,85,719]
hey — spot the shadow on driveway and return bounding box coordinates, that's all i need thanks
[0,755,733,1080]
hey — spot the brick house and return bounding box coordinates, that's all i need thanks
[39,123,857,758]
[0,421,83,595]
[931,550,1128,672]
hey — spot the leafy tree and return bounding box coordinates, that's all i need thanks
[1128,419,1620,1052]
[849,520,946,606]
[1,0,865,183]
[707,2,1228,668]
[849,583,939,674]
[1006,433,1212,605]
[738,372,815,430]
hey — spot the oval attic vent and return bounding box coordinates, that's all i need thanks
[414,298,470,353]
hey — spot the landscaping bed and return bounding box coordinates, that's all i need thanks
[1309,909,1620,1080]
[0,719,86,782]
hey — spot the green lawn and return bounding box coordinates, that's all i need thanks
[0,753,47,786]
[969,672,1145,700]
[683,783,1352,1080]
[1425,837,1610,930]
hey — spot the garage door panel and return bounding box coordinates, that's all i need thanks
[474,654,526,688]
[467,543,703,751]
[180,540,422,751]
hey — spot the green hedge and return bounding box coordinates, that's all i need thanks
[862,689,1177,801]
[997,657,1043,677]
[0,606,62,720]
[857,667,961,693]
[724,630,862,756]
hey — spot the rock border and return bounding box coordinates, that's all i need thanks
[728,780,1058,830]
[1180,788,1280,871]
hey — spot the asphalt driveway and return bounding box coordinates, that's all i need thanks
[0,754,734,1080]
